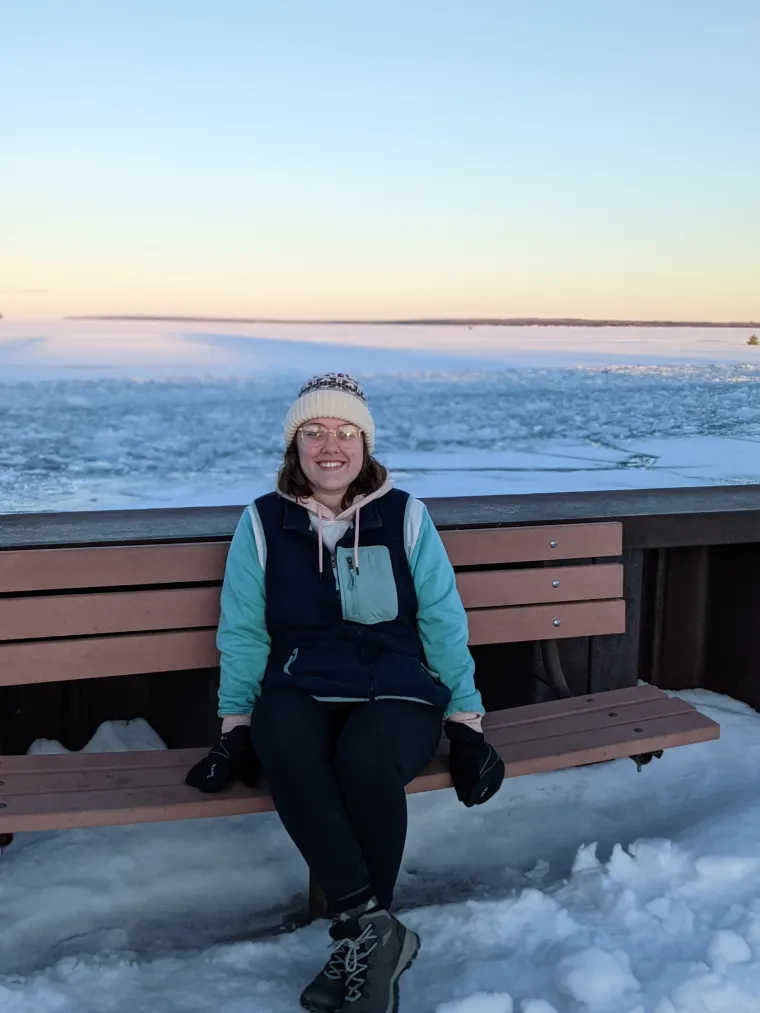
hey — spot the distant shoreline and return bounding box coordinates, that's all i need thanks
[68,315,760,328]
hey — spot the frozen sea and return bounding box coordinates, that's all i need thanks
[1,319,759,513]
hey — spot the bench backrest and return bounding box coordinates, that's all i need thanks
[0,521,624,688]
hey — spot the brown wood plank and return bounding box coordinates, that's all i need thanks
[0,705,718,833]
[0,685,669,776]
[467,599,625,645]
[0,780,278,831]
[0,687,669,774]
[0,605,621,686]
[0,587,221,641]
[0,755,206,795]
[482,684,665,730]
[0,629,219,687]
[0,746,207,774]
[441,522,623,567]
[0,542,229,594]
[490,707,719,778]
[0,698,695,796]
[0,598,624,686]
[0,523,621,593]
[1,568,624,643]
[457,564,623,609]
[486,695,695,746]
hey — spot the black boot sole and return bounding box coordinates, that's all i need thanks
[301,998,339,1013]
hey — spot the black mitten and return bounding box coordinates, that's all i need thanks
[185,725,262,793]
[445,721,505,808]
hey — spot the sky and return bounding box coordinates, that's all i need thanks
[1,0,759,322]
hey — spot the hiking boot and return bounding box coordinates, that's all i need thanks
[337,908,420,1012]
[300,937,350,1013]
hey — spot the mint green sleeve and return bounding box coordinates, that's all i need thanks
[408,501,485,718]
[216,507,271,716]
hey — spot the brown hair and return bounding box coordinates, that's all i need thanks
[277,438,388,511]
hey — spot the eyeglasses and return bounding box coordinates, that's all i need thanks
[298,423,363,446]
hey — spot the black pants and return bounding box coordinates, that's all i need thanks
[251,684,442,914]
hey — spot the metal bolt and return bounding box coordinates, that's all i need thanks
[549,539,558,548]
[552,579,560,588]
[552,618,561,627]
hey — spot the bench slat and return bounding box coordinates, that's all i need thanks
[0,522,622,595]
[457,563,623,609]
[485,694,694,746]
[0,597,624,686]
[0,686,669,774]
[442,522,622,566]
[483,683,664,728]
[0,629,219,686]
[0,697,696,797]
[468,598,625,645]
[0,565,624,642]
[0,587,221,641]
[0,690,719,833]
[0,543,230,593]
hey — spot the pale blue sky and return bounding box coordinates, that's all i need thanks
[2,0,758,320]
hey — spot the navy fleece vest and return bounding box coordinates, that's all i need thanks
[255,489,451,711]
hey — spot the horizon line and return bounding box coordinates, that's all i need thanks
[62,315,760,329]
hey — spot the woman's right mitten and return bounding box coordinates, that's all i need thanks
[185,725,261,793]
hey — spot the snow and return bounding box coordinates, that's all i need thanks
[2,320,760,512]
[2,690,760,1012]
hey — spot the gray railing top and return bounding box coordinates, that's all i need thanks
[2,485,760,551]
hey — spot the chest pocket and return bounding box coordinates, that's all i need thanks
[336,545,399,625]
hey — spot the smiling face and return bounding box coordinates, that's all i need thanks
[296,416,366,504]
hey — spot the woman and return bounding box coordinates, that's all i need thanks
[186,373,504,1013]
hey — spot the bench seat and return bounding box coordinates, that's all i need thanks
[0,686,719,834]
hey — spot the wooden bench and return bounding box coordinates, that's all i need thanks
[0,519,719,844]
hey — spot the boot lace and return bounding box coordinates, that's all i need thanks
[342,924,379,1002]
[323,938,352,981]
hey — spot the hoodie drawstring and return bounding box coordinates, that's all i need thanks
[353,507,360,574]
[314,503,360,576]
[317,507,324,575]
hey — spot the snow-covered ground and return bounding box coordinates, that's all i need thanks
[1,320,760,512]
[1,689,758,1013]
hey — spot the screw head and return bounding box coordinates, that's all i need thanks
[549,540,558,549]
[552,579,560,588]
[552,618,561,627]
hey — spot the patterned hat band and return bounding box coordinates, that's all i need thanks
[297,372,367,403]
[283,373,376,451]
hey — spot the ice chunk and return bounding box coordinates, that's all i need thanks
[556,948,639,1005]
[707,929,752,967]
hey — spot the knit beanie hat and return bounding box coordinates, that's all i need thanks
[283,373,376,451]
